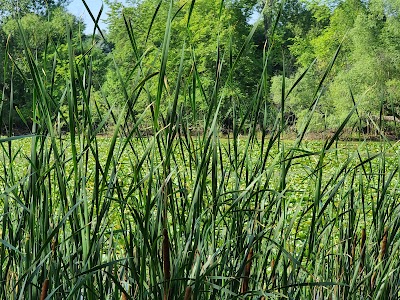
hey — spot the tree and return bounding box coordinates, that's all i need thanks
[0,6,92,131]
[276,0,400,133]
[261,0,317,75]
[104,0,262,129]
[0,0,69,17]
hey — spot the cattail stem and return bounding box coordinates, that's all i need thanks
[241,248,253,293]
[379,227,388,261]
[40,279,49,300]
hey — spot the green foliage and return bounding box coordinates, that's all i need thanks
[0,0,68,17]
[1,1,400,299]
[270,67,330,131]
[104,0,262,129]
[270,0,400,134]
[0,6,113,132]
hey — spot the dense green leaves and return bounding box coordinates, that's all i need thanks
[1,0,400,134]
[270,0,400,133]
[103,0,262,130]
[0,0,68,17]
[0,6,114,132]
[1,0,400,299]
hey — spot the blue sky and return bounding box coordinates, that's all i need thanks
[67,1,260,33]
[67,0,124,34]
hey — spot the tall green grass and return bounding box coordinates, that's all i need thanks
[1,1,400,299]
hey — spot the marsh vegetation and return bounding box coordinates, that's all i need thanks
[0,0,400,299]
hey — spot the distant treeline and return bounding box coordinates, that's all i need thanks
[1,0,400,135]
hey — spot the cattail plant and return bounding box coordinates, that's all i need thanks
[51,234,58,259]
[241,248,253,294]
[371,271,376,290]
[39,279,49,300]
[270,259,277,288]
[371,227,389,290]
[184,286,192,300]
[379,227,389,261]
[359,228,366,273]
[1,0,400,299]
[163,228,171,300]
[120,262,130,300]
[350,235,357,266]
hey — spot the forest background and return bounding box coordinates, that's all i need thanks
[1,0,400,136]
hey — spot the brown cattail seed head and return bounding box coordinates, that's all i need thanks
[379,227,388,261]
[51,234,58,258]
[40,279,49,300]
[244,248,253,277]
[359,228,366,273]
[163,228,171,281]
[350,235,357,266]
[371,271,376,290]
[271,259,276,288]
[184,286,192,300]
[163,228,171,300]
[241,248,253,293]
